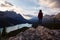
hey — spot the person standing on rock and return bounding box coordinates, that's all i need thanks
[32,10,43,28]
[38,10,43,25]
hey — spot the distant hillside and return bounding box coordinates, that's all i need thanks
[0,11,28,28]
[54,13,60,19]
[28,14,55,24]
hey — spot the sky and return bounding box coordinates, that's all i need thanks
[0,0,60,16]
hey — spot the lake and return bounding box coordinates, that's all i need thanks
[0,23,32,33]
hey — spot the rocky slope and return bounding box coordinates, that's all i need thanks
[8,26,60,40]
[55,13,60,19]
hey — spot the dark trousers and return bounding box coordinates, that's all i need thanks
[38,19,42,25]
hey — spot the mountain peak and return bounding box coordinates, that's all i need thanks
[0,0,31,19]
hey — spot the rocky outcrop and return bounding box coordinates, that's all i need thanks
[8,26,60,40]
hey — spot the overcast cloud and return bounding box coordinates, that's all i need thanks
[39,0,60,9]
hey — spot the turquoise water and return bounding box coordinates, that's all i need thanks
[0,23,32,33]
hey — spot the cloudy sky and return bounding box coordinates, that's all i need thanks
[0,0,60,16]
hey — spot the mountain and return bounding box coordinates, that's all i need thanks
[42,15,55,23]
[0,1,25,16]
[0,1,32,28]
[0,1,59,27]
[0,1,33,20]
[28,15,55,24]
[0,11,28,28]
[28,17,38,24]
[54,13,60,20]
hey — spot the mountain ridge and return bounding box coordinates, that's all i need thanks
[0,11,29,28]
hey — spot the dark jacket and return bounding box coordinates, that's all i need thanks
[38,10,43,19]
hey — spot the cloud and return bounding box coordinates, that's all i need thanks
[0,0,59,16]
[39,0,60,9]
